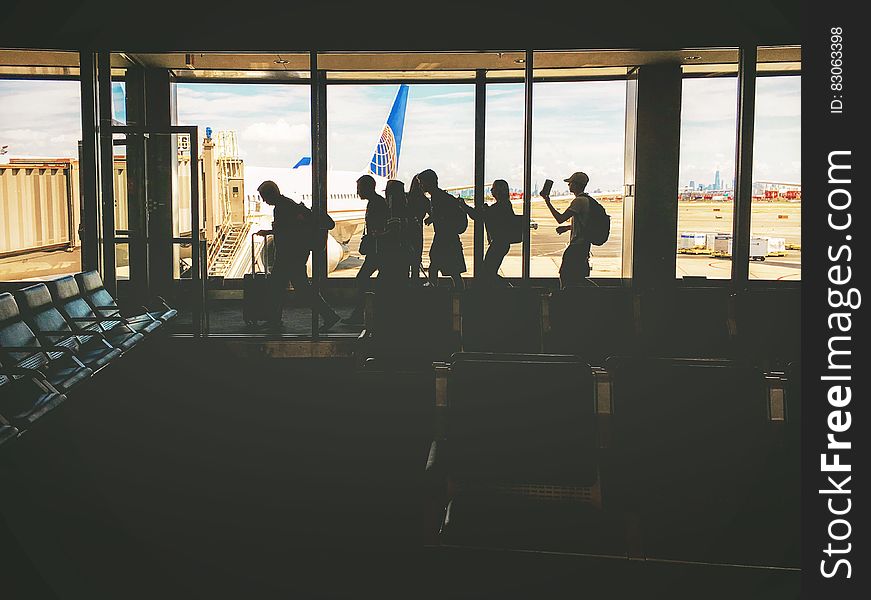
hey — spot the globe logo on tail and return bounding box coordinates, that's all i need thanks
[369,125,398,180]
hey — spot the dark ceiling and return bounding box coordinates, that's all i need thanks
[1,0,801,52]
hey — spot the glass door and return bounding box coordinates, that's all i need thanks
[102,126,206,335]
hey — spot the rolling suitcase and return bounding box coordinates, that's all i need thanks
[243,232,273,325]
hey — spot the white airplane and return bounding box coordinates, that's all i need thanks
[243,84,409,274]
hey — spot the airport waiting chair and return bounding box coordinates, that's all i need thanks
[0,419,19,448]
[637,287,734,358]
[13,284,121,372]
[47,276,144,352]
[0,293,77,423]
[75,270,176,333]
[459,288,545,354]
[426,353,614,553]
[606,357,795,566]
[357,287,460,370]
[544,286,637,365]
[733,287,800,370]
[0,365,67,430]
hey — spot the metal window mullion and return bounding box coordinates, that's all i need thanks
[522,50,533,281]
[310,52,321,338]
[731,46,757,287]
[473,70,486,278]
[78,51,100,273]
[96,51,116,295]
[188,126,202,337]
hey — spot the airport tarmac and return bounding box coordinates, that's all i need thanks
[0,200,800,283]
[331,199,801,281]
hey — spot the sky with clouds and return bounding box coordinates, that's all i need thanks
[1,75,800,191]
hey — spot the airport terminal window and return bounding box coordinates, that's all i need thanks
[0,78,83,281]
[531,80,626,278]
[676,76,738,280]
[484,82,524,277]
[748,75,800,281]
[175,82,312,280]
[325,83,475,278]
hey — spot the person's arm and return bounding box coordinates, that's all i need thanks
[461,201,479,220]
[556,224,571,234]
[541,192,574,224]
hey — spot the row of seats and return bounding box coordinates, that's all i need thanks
[424,353,800,566]
[358,286,800,370]
[0,270,176,446]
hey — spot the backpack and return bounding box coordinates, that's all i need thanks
[450,196,469,235]
[288,201,325,251]
[484,204,523,244]
[583,195,610,246]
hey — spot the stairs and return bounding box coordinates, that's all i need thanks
[208,223,251,277]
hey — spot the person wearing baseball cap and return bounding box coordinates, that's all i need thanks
[541,171,593,287]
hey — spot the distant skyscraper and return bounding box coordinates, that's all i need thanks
[714,169,721,189]
[689,180,696,190]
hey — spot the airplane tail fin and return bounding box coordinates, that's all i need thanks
[111,82,126,126]
[368,84,409,180]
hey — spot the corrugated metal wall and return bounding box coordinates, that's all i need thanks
[1,157,202,256]
[0,163,74,256]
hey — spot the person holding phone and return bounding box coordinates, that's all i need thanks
[541,171,593,288]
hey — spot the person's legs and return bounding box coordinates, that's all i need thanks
[268,257,292,324]
[428,266,441,287]
[346,254,379,323]
[558,244,590,289]
[482,241,510,283]
[288,263,340,330]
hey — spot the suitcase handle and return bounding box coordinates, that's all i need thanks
[252,231,272,275]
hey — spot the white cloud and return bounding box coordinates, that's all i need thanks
[1,77,800,189]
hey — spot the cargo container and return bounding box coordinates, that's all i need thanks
[765,237,786,256]
[710,234,768,260]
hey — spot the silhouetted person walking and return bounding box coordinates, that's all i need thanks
[417,169,467,289]
[257,180,340,332]
[462,179,517,285]
[406,175,430,281]
[542,171,593,288]
[380,179,412,285]
[345,174,388,324]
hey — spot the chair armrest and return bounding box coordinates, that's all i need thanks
[92,305,123,317]
[1,345,74,356]
[0,365,49,380]
[154,296,173,312]
[423,439,450,495]
[36,331,78,340]
[43,345,79,356]
[39,329,109,343]
[69,315,132,326]
[1,346,49,354]
[425,439,450,474]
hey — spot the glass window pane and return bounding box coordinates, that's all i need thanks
[677,76,738,279]
[749,75,800,281]
[0,79,83,280]
[326,83,474,278]
[484,82,524,277]
[176,83,311,280]
[531,80,626,278]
